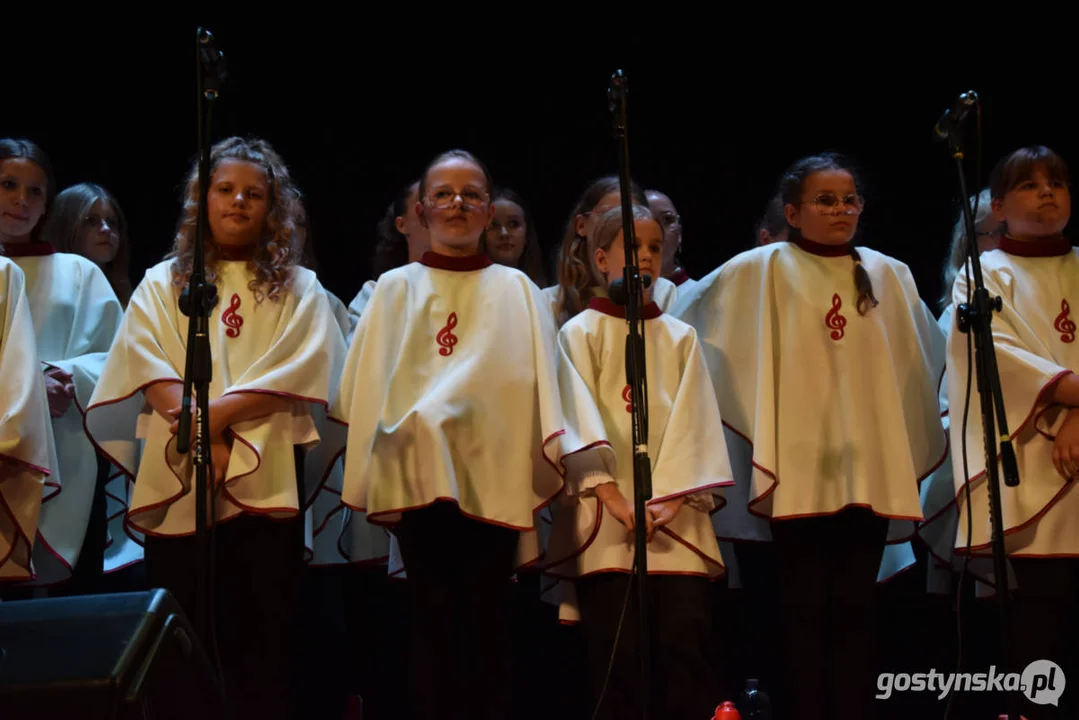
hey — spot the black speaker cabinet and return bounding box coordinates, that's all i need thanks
[0,589,224,719]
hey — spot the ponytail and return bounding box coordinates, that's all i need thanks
[849,246,878,316]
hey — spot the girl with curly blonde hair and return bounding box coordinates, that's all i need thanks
[169,136,306,302]
[86,136,347,720]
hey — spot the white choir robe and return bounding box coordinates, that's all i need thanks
[918,304,999,594]
[544,297,732,620]
[666,268,699,304]
[307,286,390,567]
[333,252,585,572]
[4,245,124,583]
[0,258,53,581]
[85,259,346,551]
[941,238,1079,560]
[345,280,377,345]
[540,277,679,329]
[671,240,949,565]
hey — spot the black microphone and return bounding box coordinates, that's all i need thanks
[933,91,978,141]
[197,28,227,91]
[608,274,652,306]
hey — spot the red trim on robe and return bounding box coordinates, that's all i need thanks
[215,243,257,261]
[587,296,662,320]
[1,241,55,257]
[668,268,692,286]
[790,236,852,257]
[999,235,1071,257]
[420,251,493,272]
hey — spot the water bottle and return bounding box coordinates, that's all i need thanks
[737,678,772,720]
[712,700,741,719]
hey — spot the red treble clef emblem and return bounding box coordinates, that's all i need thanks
[825,293,847,341]
[221,293,243,338]
[1055,299,1076,343]
[437,312,459,356]
[622,385,633,413]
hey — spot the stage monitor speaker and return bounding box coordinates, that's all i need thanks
[0,588,225,719]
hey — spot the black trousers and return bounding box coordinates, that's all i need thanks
[576,571,715,720]
[1010,557,1079,720]
[771,507,888,720]
[727,541,782,702]
[143,512,304,720]
[392,501,520,720]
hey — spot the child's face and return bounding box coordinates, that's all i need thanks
[418,158,492,255]
[646,191,682,272]
[0,158,48,242]
[485,199,527,267]
[75,198,120,266]
[784,169,861,245]
[207,160,271,247]
[594,219,663,296]
[992,166,1071,239]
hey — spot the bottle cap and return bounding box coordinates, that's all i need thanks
[713,700,741,720]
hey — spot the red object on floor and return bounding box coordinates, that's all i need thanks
[997,716,1028,719]
[344,694,363,720]
[713,700,741,719]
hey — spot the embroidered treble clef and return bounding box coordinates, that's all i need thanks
[437,312,459,356]
[622,385,633,413]
[1056,299,1076,343]
[222,293,243,338]
[825,293,847,341]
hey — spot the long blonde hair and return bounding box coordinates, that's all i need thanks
[169,137,305,303]
[555,176,647,324]
[940,188,993,311]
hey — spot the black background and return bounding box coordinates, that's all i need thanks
[9,23,1075,313]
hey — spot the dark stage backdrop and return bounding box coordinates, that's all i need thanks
[9,24,1075,313]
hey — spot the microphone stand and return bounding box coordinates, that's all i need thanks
[177,27,225,646]
[608,69,652,720]
[945,120,1021,720]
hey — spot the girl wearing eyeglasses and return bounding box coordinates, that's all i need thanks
[333,149,603,720]
[673,152,948,720]
[645,188,696,292]
[942,145,1078,720]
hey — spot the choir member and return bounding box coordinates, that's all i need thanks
[545,204,732,719]
[944,145,1078,720]
[920,187,1001,595]
[0,138,124,588]
[483,186,548,287]
[85,137,346,720]
[41,182,133,307]
[756,192,788,245]
[645,188,697,293]
[549,176,675,326]
[673,153,948,720]
[346,180,430,339]
[0,257,52,583]
[332,149,586,720]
